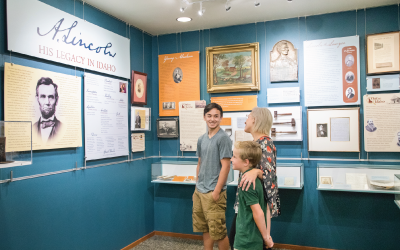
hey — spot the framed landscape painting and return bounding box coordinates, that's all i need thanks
[206,43,260,93]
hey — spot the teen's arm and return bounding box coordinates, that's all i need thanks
[196,157,201,183]
[250,204,273,248]
[212,158,231,201]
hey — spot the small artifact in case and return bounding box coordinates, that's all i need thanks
[0,137,14,164]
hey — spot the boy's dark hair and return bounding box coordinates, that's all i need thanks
[204,103,223,117]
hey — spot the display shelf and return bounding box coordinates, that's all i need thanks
[317,164,400,194]
[0,121,32,169]
[227,163,304,189]
[151,160,234,185]
[395,175,400,209]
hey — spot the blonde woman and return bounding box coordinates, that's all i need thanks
[229,107,280,250]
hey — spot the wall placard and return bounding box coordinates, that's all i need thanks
[210,95,257,111]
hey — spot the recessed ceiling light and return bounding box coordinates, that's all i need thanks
[177,17,192,22]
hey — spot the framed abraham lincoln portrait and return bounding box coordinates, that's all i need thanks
[270,40,298,82]
[131,71,147,105]
[206,43,260,93]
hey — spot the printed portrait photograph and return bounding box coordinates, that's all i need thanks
[163,102,175,110]
[345,71,355,83]
[372,78,380,89]
[397,131,400,147]
[119,82,126,93]
[316,123,328,137]
[135,79,144,98]
[173,67,183,83]
[345,54,354,67]
[134,110,146,129]
[365,119,377,132]
[346,87,355,99]
[320,176,333,185]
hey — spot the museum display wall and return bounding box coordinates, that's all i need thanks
[151,5,400,250]
[0,0,155,250]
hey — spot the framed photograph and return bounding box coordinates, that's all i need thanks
[366,31,400,75]
[206,43,260,93]
[131,107,151,131]
[131,71,147,105]
[307,108,360,152]
[157,118,179,138]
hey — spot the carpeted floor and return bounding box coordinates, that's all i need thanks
[130,235,288,250]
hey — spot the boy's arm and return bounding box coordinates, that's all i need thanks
[250,204,270,241]
[212,158,231,201]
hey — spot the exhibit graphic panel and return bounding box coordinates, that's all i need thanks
[84,73,129,160]
[366,74,400,92]
[4,63,82,151]
[179,101,206,151]
[267,87,300,104]
[131,107,151,131]
[7,0,130,78]
[363,93,400,152]
[268,106,302,141]
[307,108,360,152]
[304,36,360,106]
[159,51,200,116]
[131,133,145,152]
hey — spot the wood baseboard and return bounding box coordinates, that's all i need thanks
[121,231,155,250]
[122,231,334,250]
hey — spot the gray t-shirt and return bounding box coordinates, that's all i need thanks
[196,128,232,193]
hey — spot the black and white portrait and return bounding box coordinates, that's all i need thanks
[163,102,175,110]
[397,132,400,147]
[372,78,380,89]
[157,119,179,138]
[33,77,63,143]
[173,67,183,83]
[346,87,355,99]
[365,119,377,132]
[316,124,328,137]
[345,71,355,83]
[345,54,354,67]
[135,111,142,128]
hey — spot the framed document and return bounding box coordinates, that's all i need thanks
[367,31,400,75]
[131,107,151,131]
[157,118,179,138]
[206,43,260,93]
[307,108,360,152]
[131,71,148,105]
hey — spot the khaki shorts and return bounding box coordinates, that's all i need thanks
[192,188,227,241]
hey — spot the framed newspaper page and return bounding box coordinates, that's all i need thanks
[307,108,360,152]
[367,31,400,74]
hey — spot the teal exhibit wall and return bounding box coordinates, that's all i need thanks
[0,0,155,250]
[151,5,400,250]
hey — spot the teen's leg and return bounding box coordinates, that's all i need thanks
[217,235,230,250]
[203,232,214,250]
[228,213,237,250]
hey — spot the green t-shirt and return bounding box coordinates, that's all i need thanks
[234,169,267,250]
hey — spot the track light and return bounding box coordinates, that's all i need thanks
[180,0,188,13]
[198,2,205,16]
[254,1,261,7]
[287,0,293,2]
[225,0,231,12]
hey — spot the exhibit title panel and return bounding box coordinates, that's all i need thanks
[7,0,130,78]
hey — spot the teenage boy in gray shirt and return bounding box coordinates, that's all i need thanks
[193,103,232,250]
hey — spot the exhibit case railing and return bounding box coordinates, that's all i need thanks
[317,164,400,194]
[395,175,400,209]
[151,160,234,185]
[227,163,304,189]
[0,121,32,169]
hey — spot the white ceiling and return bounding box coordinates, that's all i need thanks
[84,0,399,36]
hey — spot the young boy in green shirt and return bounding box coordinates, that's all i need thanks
[231,141,274,250]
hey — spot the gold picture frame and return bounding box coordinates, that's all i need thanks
[206,43,260,93]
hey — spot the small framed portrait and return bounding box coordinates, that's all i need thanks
[320,176,333,185]
[372,78,380,89]
[345,87,355,99]
[345,54,354,67]
[157,118,179,138]
[345,71,355,83]
[131,71,148,105]
[119,82,127,93]
[131,107,151,131]
[162,102,175,110]
[316,124,328,138]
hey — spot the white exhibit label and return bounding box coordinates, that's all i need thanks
[7,0,130,78]
[304,36,360,107]
[267,87,300,104]
[179,101,207,151]
[366,74,400,92]
[84,73,129,160]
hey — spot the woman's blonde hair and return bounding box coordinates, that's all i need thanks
[251,107,273,136]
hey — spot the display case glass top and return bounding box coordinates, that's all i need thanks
[317,164,400,194]
[0,121,32,168]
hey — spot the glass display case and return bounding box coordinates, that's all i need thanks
[151,160,234,185]
[395,175,400,209]
[0,121,32,168]
[227,163,304,189]
[317,164,400,194]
